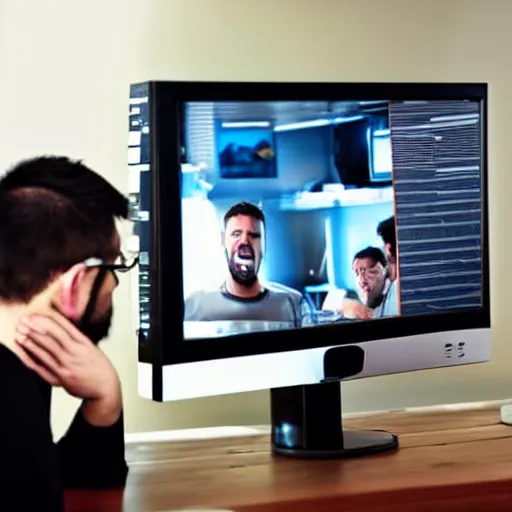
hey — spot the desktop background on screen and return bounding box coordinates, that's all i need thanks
[133,98,483,341]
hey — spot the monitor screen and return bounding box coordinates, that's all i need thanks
[179,99,483,340]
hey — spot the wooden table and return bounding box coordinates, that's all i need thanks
[65,404,512,511]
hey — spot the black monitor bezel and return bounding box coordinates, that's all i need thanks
[143,80,490,369]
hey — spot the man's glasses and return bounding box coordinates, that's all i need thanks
[83,253,139,284]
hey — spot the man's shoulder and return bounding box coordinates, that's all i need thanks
[383,279,399,314]
[0,344,36,387]
[265,282,304,303]
[0,344,51,422]
[184,286,223,304]
[0,345,63,509]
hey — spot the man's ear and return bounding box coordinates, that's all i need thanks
[53,263,92,321]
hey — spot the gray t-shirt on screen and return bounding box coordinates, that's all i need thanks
[184,282,314,328]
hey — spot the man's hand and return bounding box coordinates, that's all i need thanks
[340,298,373,320]
[14,311,122,427]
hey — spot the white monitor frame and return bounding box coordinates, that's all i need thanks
[137,327,490,401]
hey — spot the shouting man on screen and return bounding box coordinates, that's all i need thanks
[184,201,314,335]
[0,156,135,510]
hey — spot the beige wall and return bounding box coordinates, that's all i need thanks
[0,0,510,438]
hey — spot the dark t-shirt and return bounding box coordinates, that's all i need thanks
[0,344,128,511]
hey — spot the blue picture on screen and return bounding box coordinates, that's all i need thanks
[216,124,277,179]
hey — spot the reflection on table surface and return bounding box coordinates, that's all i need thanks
[183,312,343,339]
[183,320,293,339]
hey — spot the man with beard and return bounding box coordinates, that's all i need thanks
[184,201,313,331]
[351,246,398,318]
[0,156,133,510]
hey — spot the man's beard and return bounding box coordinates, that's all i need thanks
[360,288,384,310]
[75,306,113,345]
[74,268,113,345]
[227,243,259,287]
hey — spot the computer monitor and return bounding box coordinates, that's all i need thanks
[128,81,490,459]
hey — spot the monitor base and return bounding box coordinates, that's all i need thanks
[273,429,398,459]
[270,380,398,459]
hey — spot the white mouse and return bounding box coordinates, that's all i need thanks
[500,404,512,425]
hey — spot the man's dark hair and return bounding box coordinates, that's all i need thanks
[223,201,265,227]
[377,216,396,257]
[0,156,129,303]
[353,246,387,268]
